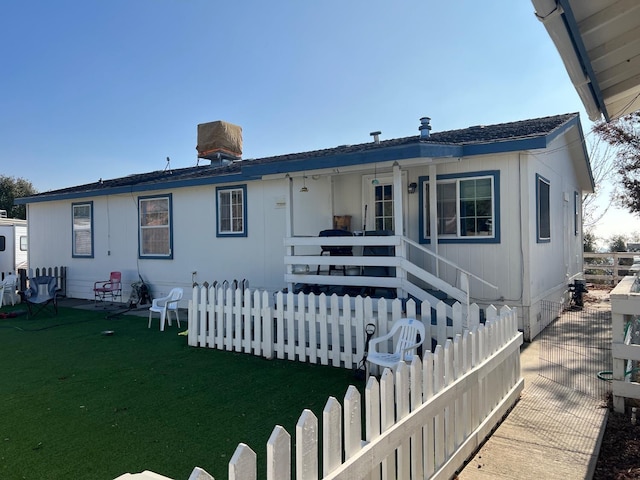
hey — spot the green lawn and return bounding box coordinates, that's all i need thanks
[0,304,361,480]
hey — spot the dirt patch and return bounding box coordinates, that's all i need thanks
[589,283,640,478]
[594,409,640,479]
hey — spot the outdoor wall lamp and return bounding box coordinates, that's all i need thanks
[408,182,418,194]
[300,174,309,193]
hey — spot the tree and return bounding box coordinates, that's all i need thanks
[608,234,627,253]
[582,134,617,234]
[583,231,598,252]
[0,176,37,219]
[593,111,640,215]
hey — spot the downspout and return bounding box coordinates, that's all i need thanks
[285,175,294,292]
[519,152,531,339]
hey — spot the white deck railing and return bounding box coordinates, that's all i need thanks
[610,275,640,412]
[187,284,491,368]
[284,234,498,321]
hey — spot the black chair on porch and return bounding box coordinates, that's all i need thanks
[362,229,396,298]
[22,276,58,317]
[316,229,354,275]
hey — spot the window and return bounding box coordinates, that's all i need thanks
[139,195,172,258]
[420,171,499,243]
[373,183,394,231]
[72,202,93,257]
[536,174,551,242]
[0,236,5,252]
[216,185,247,237]
[19,236,27,251]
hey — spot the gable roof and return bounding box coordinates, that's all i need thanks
[532,0,640,121]
[16,113,588,204]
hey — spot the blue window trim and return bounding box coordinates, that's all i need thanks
[72,201,94,258]
[574,191,579,236]
[536,174,551,243]
[138,194,173,259]
[418,170,500,244]
[216,184,248,238]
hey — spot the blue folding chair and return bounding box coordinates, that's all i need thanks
[23,276,58,317]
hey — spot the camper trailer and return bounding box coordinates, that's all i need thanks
[0,213,28,276]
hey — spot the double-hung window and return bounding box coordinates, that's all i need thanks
[420,171,499,243]
[536,174,551,242]
[72,202,93,257]
[139,194,172,258]
[216,185,247,237]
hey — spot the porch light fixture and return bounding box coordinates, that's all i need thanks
[300,174,309,193]
[408,182,417,194]
[372,164,379,185]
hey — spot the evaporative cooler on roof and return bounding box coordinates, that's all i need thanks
[196,120,243,161]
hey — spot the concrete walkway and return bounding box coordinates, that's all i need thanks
[458,330,609,479]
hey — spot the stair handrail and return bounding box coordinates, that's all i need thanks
[401,236,499,292]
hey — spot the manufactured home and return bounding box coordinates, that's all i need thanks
[16,113,593,340]
[0,215,28,277]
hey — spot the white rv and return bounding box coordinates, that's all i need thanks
[0,213,28,276]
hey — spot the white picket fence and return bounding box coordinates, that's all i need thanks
[115,286,524,480]
[222,303,523,479]
[187,284,485,369]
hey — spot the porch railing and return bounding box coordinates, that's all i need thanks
[284,234,498,322]
[610,275,640,412]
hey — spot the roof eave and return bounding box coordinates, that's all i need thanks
[531,0,608,121]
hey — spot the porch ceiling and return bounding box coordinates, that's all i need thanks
[532,0,640,121]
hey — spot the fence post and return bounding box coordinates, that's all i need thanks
[261,290,273,360]
[295,410,318,480]
[322,397,342,476]
[267,426,291,480]
[229,444,257,480]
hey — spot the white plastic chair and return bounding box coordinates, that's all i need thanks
[2,274,19,306]
[367,318,426,377]
[148,288,183,331]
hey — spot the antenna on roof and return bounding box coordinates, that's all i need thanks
[164,157,172,173]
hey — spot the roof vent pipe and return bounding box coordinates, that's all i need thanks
[370,131,382,144]
[419,117,431,139]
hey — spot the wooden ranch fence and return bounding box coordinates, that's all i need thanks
[583,252,638,285]
[224,304,523,479]
[187,284,487,369]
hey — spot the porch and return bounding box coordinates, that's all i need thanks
[284,232,497,322]
[279,158,499,323]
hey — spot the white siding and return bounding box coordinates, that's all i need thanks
[25,127,588,341]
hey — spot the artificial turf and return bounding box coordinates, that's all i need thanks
[0,304,362,479]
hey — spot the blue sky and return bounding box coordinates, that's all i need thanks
[1,1,637,240]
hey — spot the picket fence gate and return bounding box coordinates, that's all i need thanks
[187,284,485,370]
